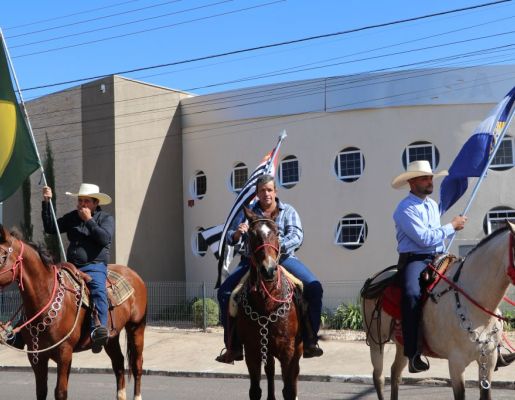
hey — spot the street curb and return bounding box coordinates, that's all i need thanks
[1,366,514,389]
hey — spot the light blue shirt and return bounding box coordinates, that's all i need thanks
[393,193,455,254]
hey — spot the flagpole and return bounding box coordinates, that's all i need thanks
[446,106,515,251]
[0,30,67,262]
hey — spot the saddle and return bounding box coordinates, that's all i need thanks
[58,263,134,309]
[228,266,303,318]
[362,254,457,332]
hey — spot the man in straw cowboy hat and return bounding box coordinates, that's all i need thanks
[42,183,114,353]
[391,160,467,373]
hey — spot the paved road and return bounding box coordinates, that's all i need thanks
[2,372,515,399]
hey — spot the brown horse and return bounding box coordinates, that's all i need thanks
[0,225,147,400]
[233,207,303,400]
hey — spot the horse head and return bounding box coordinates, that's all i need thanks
[0,224,23,287]
[244,207,280,282]
[505,220,515,284]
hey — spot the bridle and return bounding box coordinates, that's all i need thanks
[0,240,26,290]
[249,218,281,268]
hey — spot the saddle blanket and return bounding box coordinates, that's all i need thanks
[61,269,134,308]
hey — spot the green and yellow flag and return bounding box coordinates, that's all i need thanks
[0,35,39,202]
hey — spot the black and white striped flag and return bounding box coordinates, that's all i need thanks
[206,131,287,288]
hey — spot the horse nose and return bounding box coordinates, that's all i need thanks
[260,256,277,280]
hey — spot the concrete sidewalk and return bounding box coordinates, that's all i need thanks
[0,327,514,388]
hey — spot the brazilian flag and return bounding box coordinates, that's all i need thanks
[0,36,39,202]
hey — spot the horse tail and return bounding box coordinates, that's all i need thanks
[126,334,134,381]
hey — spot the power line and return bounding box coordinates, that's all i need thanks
[2,0,142,31]
[10,0,232,48]
[5,0,184,39]
[19,0,510,91]
[13,0,284,59]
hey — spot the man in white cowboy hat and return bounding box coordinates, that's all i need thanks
[392,160,467,373]
[41,183,114,353]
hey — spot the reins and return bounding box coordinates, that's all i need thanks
[0,239,85,356]
[427,231,515,324]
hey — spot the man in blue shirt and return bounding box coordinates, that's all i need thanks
[392,160,467,373]
[216,174,323,363]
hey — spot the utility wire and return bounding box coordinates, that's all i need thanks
[19,0,511,91]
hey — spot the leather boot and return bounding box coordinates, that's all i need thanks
[215,317,243,364]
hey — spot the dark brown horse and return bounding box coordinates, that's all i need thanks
[0,225,147,400]
[235,207,302,400]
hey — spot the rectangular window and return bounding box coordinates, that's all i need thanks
[338,151,363,179]
[336,218,366,245]
[491,137,514,168]
[232,166,248,192]
[195,174,206,198]
[487,209,515,234]
[196,231,207,256]
[280,158,299,186]
[406,144,435,168]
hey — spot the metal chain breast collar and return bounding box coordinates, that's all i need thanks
[454,290,500,390]
[241,274,292,366]
[28,272,82,365]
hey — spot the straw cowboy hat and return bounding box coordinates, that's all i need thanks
[65,183,112,205]
[391,160,448,189]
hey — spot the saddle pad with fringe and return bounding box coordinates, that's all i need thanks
[228,266,303,318]
[61,269,134,308]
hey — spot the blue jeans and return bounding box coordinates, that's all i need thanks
[217,256,323,345]
[80,263,108,332]
[401,260,427,358]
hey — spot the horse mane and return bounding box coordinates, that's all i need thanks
[9,227,55,267]
[466,226,509,257]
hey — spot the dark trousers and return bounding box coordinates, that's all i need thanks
[217,256,323,345]
[401,260,427,358]
[81,263,108,331]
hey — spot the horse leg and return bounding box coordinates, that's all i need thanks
[477,353,496,400]
[54,347,73,400]
[369,341,386,400]
[126,321,146,400]
[448,359,466,400]
[280,355,301,400]
[31,355,49,400]
[245,355,262,400]
[264,356,276,400]
[104,335,126,400]
[390,343,408,400]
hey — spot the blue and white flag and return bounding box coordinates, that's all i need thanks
[210,131,287,288]
[439,87,515,215]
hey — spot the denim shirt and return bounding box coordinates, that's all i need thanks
[393,193,455,254]
[226,198,303,258]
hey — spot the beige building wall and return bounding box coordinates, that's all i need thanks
[5,76,191,282]
[181,67,515,285]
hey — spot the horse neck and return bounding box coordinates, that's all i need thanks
[457,230,511,313]
[17,244,56,312]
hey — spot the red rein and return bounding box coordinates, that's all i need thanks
[0,241,60,334]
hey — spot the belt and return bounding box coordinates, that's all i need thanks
[400,253,434,263]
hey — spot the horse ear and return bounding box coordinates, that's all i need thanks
[243,206,257,221]
[507,219,515,235]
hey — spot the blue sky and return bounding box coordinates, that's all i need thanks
[1,0,514,99]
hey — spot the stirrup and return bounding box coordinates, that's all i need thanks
[91,326,108,354]
[408,354,430,373]
[303,342,323,358]
[215,347,243,364]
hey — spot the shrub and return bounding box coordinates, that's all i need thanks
[503,310,515,331]
[325,302,363,330]
[192,298,219,328]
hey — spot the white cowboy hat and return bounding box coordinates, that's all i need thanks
[391,160,448,189]
[65,183,112,205]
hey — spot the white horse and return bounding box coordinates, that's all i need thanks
[362,221,515,400]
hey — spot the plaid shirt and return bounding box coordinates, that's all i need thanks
[226,198,303,258]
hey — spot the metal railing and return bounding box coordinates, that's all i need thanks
[1,281,514,330]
